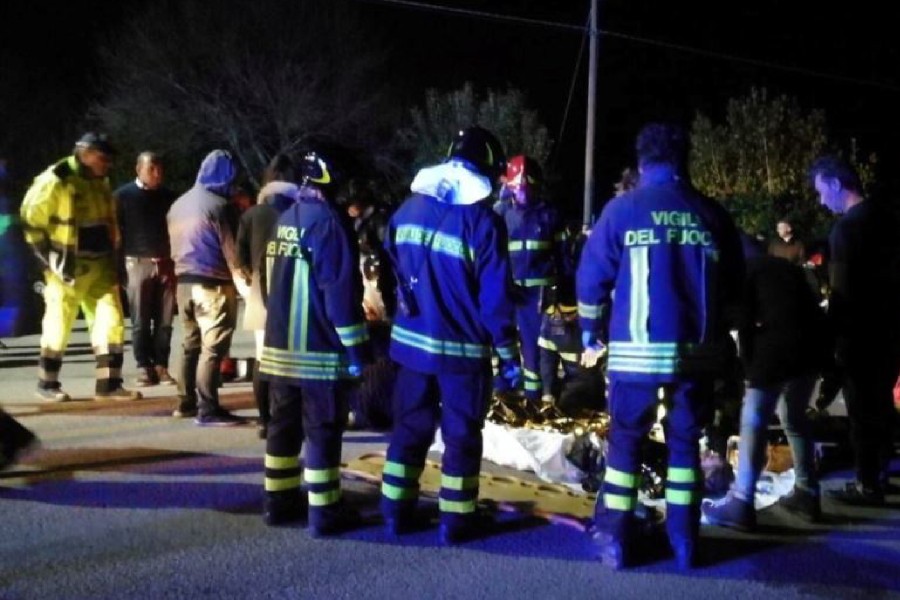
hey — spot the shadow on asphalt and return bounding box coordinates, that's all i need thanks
[8,391,255,418]
[2,455,899,592]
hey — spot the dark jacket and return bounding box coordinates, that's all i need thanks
[827,200,900,361]
[236,181,297,302]
[494,199,568,288]
[767,236,806,265]
[739,255,830,387]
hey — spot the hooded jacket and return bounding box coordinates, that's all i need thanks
[384,160,519,374]
[167,150,240,283]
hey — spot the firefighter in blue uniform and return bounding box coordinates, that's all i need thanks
[537,277,606,416]
[380,126,521,544]
[494,156,568,407]
[577,123,743,569]
[258,152,370,536]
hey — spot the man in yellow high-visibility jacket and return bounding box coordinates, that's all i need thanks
[20,133,141,402]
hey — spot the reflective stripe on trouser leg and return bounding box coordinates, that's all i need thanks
[660,379,710,544]
[439,472,479,515]
[438,367,491,528]
[517,286,543,401]
[38,350,64,389]
[523,368,542,398]
[305,467,341,507]
[94,351,124,393]
[382,367,439,519]
[665,466,701,545]
[600,466,638,539]
[381,460,423,505]
[265,382,304,494]
[300,380,348,527]
[265,454,302,493]
[596,379,657,540]
[491,354,508,392]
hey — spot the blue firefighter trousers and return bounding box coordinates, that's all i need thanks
[598,378,713,547]
[381,364,492,529]
[264,380,350,528]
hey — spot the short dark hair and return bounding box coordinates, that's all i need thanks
[809,155,862,194]
[137,151,162,166]
[635,122,688,171]
[262,153,295,185]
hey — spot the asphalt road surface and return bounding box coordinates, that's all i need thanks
[2,314,899,599]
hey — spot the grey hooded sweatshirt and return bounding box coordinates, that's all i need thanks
[167,149,240,283]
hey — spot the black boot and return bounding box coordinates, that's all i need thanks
[263,490,307,526]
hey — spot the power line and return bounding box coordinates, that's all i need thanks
[352,0,900,93]
[551,12,589,171]
[353,0,584,32]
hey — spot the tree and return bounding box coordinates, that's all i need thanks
[90,0,404,191]
[398,82,554,177]
[690,88,875,241]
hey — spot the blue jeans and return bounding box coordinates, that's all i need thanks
[734,375,818,499]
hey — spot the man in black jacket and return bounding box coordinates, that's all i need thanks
[811,155,900,505]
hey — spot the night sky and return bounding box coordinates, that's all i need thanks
[2,0,898,214]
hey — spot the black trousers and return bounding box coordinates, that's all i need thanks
[843,353,899,489]
[125,257,176,368]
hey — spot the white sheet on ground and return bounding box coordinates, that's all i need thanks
[430,421,587,491]
[430,422,799,505]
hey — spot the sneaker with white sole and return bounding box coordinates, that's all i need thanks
[35,388,71,402]
[701,491,756,531]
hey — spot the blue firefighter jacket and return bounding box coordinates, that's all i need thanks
[259,186,370,383]
[494,199,568,288]
[385,160,520,374]
[576,166,743,383]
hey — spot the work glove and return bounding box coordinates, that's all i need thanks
[580,331,607,368]
[347,363,363,378]
[498,357,522,389]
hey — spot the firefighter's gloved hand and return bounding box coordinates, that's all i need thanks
[581,331,605,353]
[581,331,606,368]
[347,363,363,378]
[499,358,522,389]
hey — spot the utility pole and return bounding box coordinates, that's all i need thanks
[582,0,598,228]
